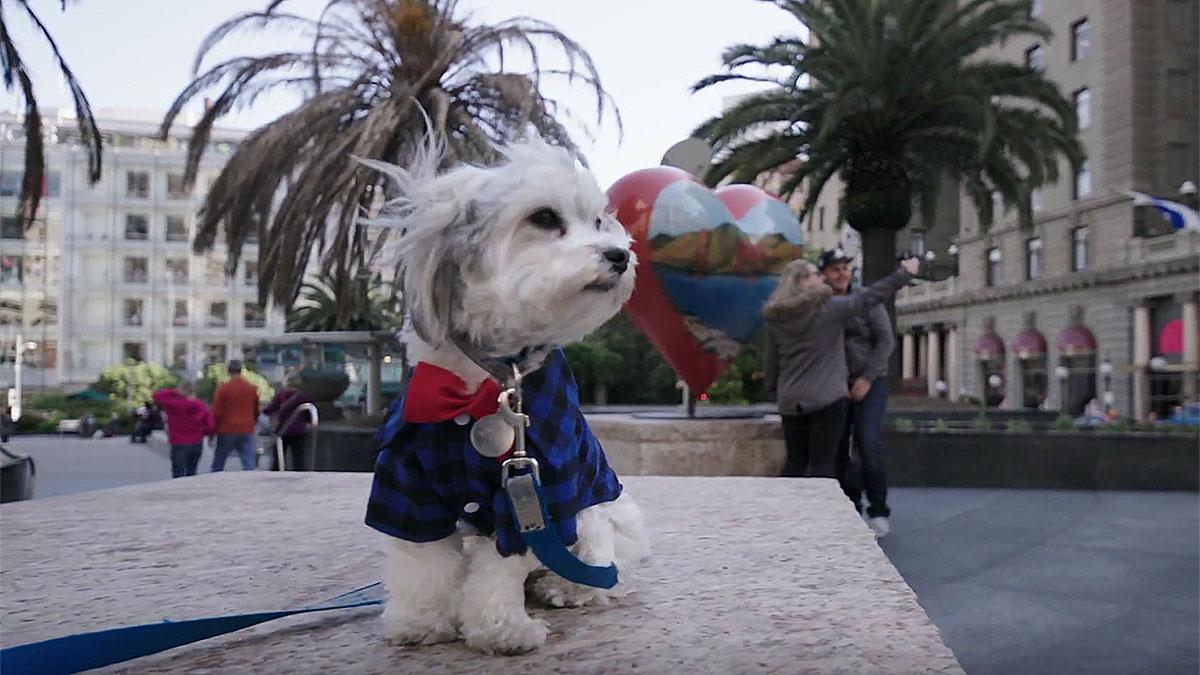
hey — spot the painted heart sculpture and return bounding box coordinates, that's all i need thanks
[607,167,805,396]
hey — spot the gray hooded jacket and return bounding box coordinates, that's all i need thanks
[763,268,912,415]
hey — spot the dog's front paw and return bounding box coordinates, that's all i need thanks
[382,601,458,646]
[462,614,549,655]
[531,573,613,609]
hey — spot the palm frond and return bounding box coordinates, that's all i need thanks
[0,0,102,227]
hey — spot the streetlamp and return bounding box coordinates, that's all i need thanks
[1099,358,1115,408]
[1179,180,1198,211]
[947,244,960,277]
[9,336,38,423]
[1054,365,1070,411]
[934,379,947,398]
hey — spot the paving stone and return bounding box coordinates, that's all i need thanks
[0,473,961,674]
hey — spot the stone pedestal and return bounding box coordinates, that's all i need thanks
[588,414,786,476]
[0,473,961,674]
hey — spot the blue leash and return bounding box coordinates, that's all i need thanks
[0,583,385,675]
[505,469,619,589]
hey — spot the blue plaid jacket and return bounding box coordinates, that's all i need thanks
[365,349,623,556]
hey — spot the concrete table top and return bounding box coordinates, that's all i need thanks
[1,473,962,674]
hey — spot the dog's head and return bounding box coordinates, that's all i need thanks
[366,137,635,358]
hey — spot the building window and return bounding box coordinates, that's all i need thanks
[171,343,188,369]
[205,259,228,287]
[124,299,144,327]
[166,215,188,242]
[1,255,23,283]
[1073,161,1091,199]
[122,342,146,363]
[1030,188,1043,214]
[124,214,149,240]
[207,301,228,328]
[243,260,258,285]
[205,343,227,365]
[1025,45,1043,71]
[165,258,189,285]
[1073,88,1090,130]
[1,216,23,239]
[1025,238,1043,280]
[986,247,1002,287]
[1029,0,1042,18]
[126,171,150,199]
[910,230,926,257]
[167,173,190,200]
[1072,227,1088,271]
[124,257,149,284]
[172,299,189,327]
[1071,19,1090,62]
[0,170,21,197]
[244,303,265,329]
[818,206,826,231]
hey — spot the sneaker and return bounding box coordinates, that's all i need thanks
[867,516,890,538]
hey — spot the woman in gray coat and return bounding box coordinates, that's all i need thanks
[763,255,919,477]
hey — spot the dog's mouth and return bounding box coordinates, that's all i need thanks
[583,278,619,293]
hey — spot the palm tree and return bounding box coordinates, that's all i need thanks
[692,0,1083,286]
[286,272,401,332]
[0,0,102,227]
[161,0,618,320]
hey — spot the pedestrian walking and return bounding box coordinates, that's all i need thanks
[152,382,213,478]
[821,249,895,537]
[210,360,261,472]
[263,372,314,471]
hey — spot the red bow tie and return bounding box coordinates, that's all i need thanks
[402,362,502,424]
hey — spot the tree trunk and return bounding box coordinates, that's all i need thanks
[858,227,902,387]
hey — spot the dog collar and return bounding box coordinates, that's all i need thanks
[450,334,553,385]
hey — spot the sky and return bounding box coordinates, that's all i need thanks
[1,0,794,187]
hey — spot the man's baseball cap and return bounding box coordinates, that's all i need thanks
[817,248,855,271]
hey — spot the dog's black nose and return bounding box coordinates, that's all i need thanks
[603,248,630,274]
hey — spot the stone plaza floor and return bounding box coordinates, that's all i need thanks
[2,435,1198,673]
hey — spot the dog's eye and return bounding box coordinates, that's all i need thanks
[528,208,564,233]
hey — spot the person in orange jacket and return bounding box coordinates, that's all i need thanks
[210,360,261,472]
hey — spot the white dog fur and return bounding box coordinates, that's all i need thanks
[364,137,649,655]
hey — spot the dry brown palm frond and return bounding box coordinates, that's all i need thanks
[162,0,619,326]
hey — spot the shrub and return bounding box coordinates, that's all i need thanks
[94,361,180,406]
[972,412,991,431]
[1053,415,1076,432]
[1006,418,1033,433]
[893,417,915,433]
[933,419,950,432]
[195,363,275,403]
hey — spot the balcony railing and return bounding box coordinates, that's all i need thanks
[1127,229,1200,264]
[897,276,958,306]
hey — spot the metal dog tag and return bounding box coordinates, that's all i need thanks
[469,414,515,458]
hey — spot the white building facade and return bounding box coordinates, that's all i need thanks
[0,111,285,389]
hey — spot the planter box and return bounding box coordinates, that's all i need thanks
[311,426,380,472]
[884,430,1199,491]
[312,419,1198,492]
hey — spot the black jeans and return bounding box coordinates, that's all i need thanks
[170,443,203,478]
[836,377,890,517]
[272,434,310,471]
[780,399,847,478]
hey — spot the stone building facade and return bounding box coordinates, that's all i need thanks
[895,0,1199,419]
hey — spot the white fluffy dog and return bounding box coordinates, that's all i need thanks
[362,137,649,655]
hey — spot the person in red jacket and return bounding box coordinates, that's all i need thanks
[152,382,214,478]
[210,360,261,472]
